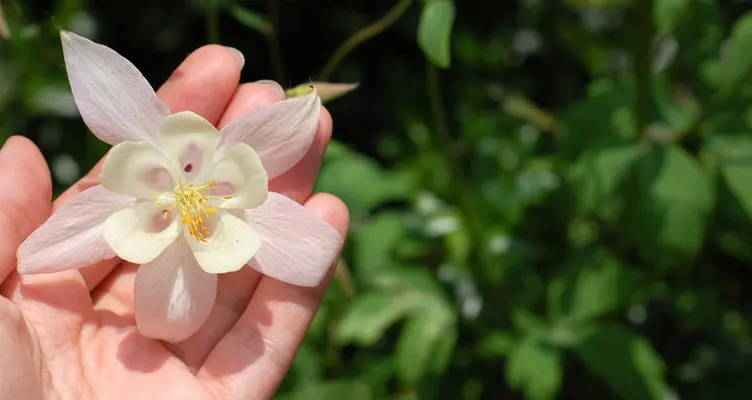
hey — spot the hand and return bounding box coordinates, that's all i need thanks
[0,45,349,400]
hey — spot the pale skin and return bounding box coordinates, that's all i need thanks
[0,45,349,399]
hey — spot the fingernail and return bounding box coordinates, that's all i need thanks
[254,80,285,95]
[254,80,279,86]
[226,46,245,69]
[0,135,16,152]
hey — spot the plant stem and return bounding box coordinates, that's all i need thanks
[426,61,449,142]
[267,0,286,83]
[318,0,413,80]
[334,258,355,298]
[632,0,655,136]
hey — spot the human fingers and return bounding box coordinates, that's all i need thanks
[197,193,349,400]
[0,137,52,286]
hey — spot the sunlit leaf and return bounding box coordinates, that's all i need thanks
[395,303,456,384]
[566,254,636,321]
[335,292,424,346]
[625,145,714,267]
[418,0,456,68]
[569,144,642,215]
[703,12,752,96]
[506,339,563,400]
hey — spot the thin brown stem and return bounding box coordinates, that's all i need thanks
[318,0,413,80]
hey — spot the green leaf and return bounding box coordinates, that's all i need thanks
[654,0,690,34]
[511,309,549,337]
[506,339,563,400]
[288,345,324,386]
[278,381,372,400]
[724,164,752,220]
[717,136,752,221]
[575,325,667,400]
[559,79,635,158]
[570,256,635,321]
[569,145,642,215]
[317,145,414,219]
[418,0,456,68]
[335,292,424,346]
[625,145,714,267]
[395,303,456,384]
[653,74,700,133]
[703,12,752,96]
[354,213,407,276]
[368,266,444,294]
[476,331,516,357]
[549,252,637,322]
[228,5,272,36]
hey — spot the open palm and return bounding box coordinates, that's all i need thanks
[0,45,348,400]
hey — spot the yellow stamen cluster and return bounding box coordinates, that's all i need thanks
[174,182,217,242]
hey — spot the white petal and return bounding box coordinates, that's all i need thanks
[103,203,180,264]
[209,143,268,209]
[61,31,169,145]
[245,193,343,287]
[219,90,321,178]
[100,141,176,199]
[17,186,134,274]
[135,239,217,342]
[159,112,220,182]
[186,211,260,274]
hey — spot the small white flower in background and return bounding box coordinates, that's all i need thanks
[17,31,343,342]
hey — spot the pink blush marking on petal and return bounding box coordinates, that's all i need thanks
[149,208,175,233]
[143,167,174,191]
[208,181,235,197]
[180,143,204,178]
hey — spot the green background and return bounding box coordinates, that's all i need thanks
[2,0,752,398]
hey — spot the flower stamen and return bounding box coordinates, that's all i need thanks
[174,182,217,242]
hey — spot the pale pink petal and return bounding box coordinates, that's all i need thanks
[219,90,321,178]
[245,192,343,287]
[61,31,169,145]
[100,141,176,199]
[17,186,134,274]
[135,239,217,342]
[209,143,268,210]
[185,211,260,274]
[158,111,220,182]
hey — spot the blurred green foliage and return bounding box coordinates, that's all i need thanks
[3,0,752,398]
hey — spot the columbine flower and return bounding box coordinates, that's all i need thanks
[17,32,343,342]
